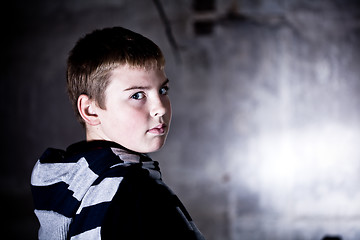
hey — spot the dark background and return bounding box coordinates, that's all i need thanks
[2,0,360,239]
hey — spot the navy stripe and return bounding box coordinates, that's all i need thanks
[39,148,67,163]
[69,202,111,237]
[85,149,118,173]
[76,148,122,177]
[31,182,80,218]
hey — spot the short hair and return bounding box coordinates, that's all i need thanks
[66,26,165,126]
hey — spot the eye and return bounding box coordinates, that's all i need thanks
[159,86,169,95]
[131,92,145,100]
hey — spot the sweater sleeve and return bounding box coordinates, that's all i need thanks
[100,167,205,240]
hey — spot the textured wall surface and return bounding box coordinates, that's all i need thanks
[3,0,360,239]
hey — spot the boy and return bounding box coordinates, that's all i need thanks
[31,27,205,240]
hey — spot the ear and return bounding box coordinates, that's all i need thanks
[77,94,101,126]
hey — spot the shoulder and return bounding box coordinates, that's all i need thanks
[38,147,66,163]
[101,167,196,238]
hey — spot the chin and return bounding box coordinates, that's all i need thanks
[142,141,167,154]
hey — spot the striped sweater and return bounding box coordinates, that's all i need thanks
[31,140,205,240]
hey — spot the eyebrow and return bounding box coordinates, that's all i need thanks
[124,78,170,91]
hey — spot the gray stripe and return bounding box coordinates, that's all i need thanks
[35,210,72,240]
[31,158,98,201]
[76,177,123,214]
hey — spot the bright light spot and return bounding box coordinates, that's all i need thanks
[232,122,360,218]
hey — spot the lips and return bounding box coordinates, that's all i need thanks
[147,123,167,135]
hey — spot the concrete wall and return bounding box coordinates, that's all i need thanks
[3,0,360,239]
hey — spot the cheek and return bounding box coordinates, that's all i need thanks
[114,108,148,129]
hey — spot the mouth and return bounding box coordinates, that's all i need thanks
[147,123,167,135]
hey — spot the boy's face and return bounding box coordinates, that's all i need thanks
[90,65,172,153]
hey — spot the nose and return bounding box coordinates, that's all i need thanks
[150,96,168,118]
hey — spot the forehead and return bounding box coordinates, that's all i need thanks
[106,65,167,90]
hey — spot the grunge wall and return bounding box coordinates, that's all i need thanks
[2,0,360,239]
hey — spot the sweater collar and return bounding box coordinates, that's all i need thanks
[66,140,151,163]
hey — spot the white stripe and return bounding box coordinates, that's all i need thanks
[31,160,77,186]
[35,209,72,240]
[70,227,101,240]
[68,158,98,200]
[31,158,98,201]
[76,177,123,214]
